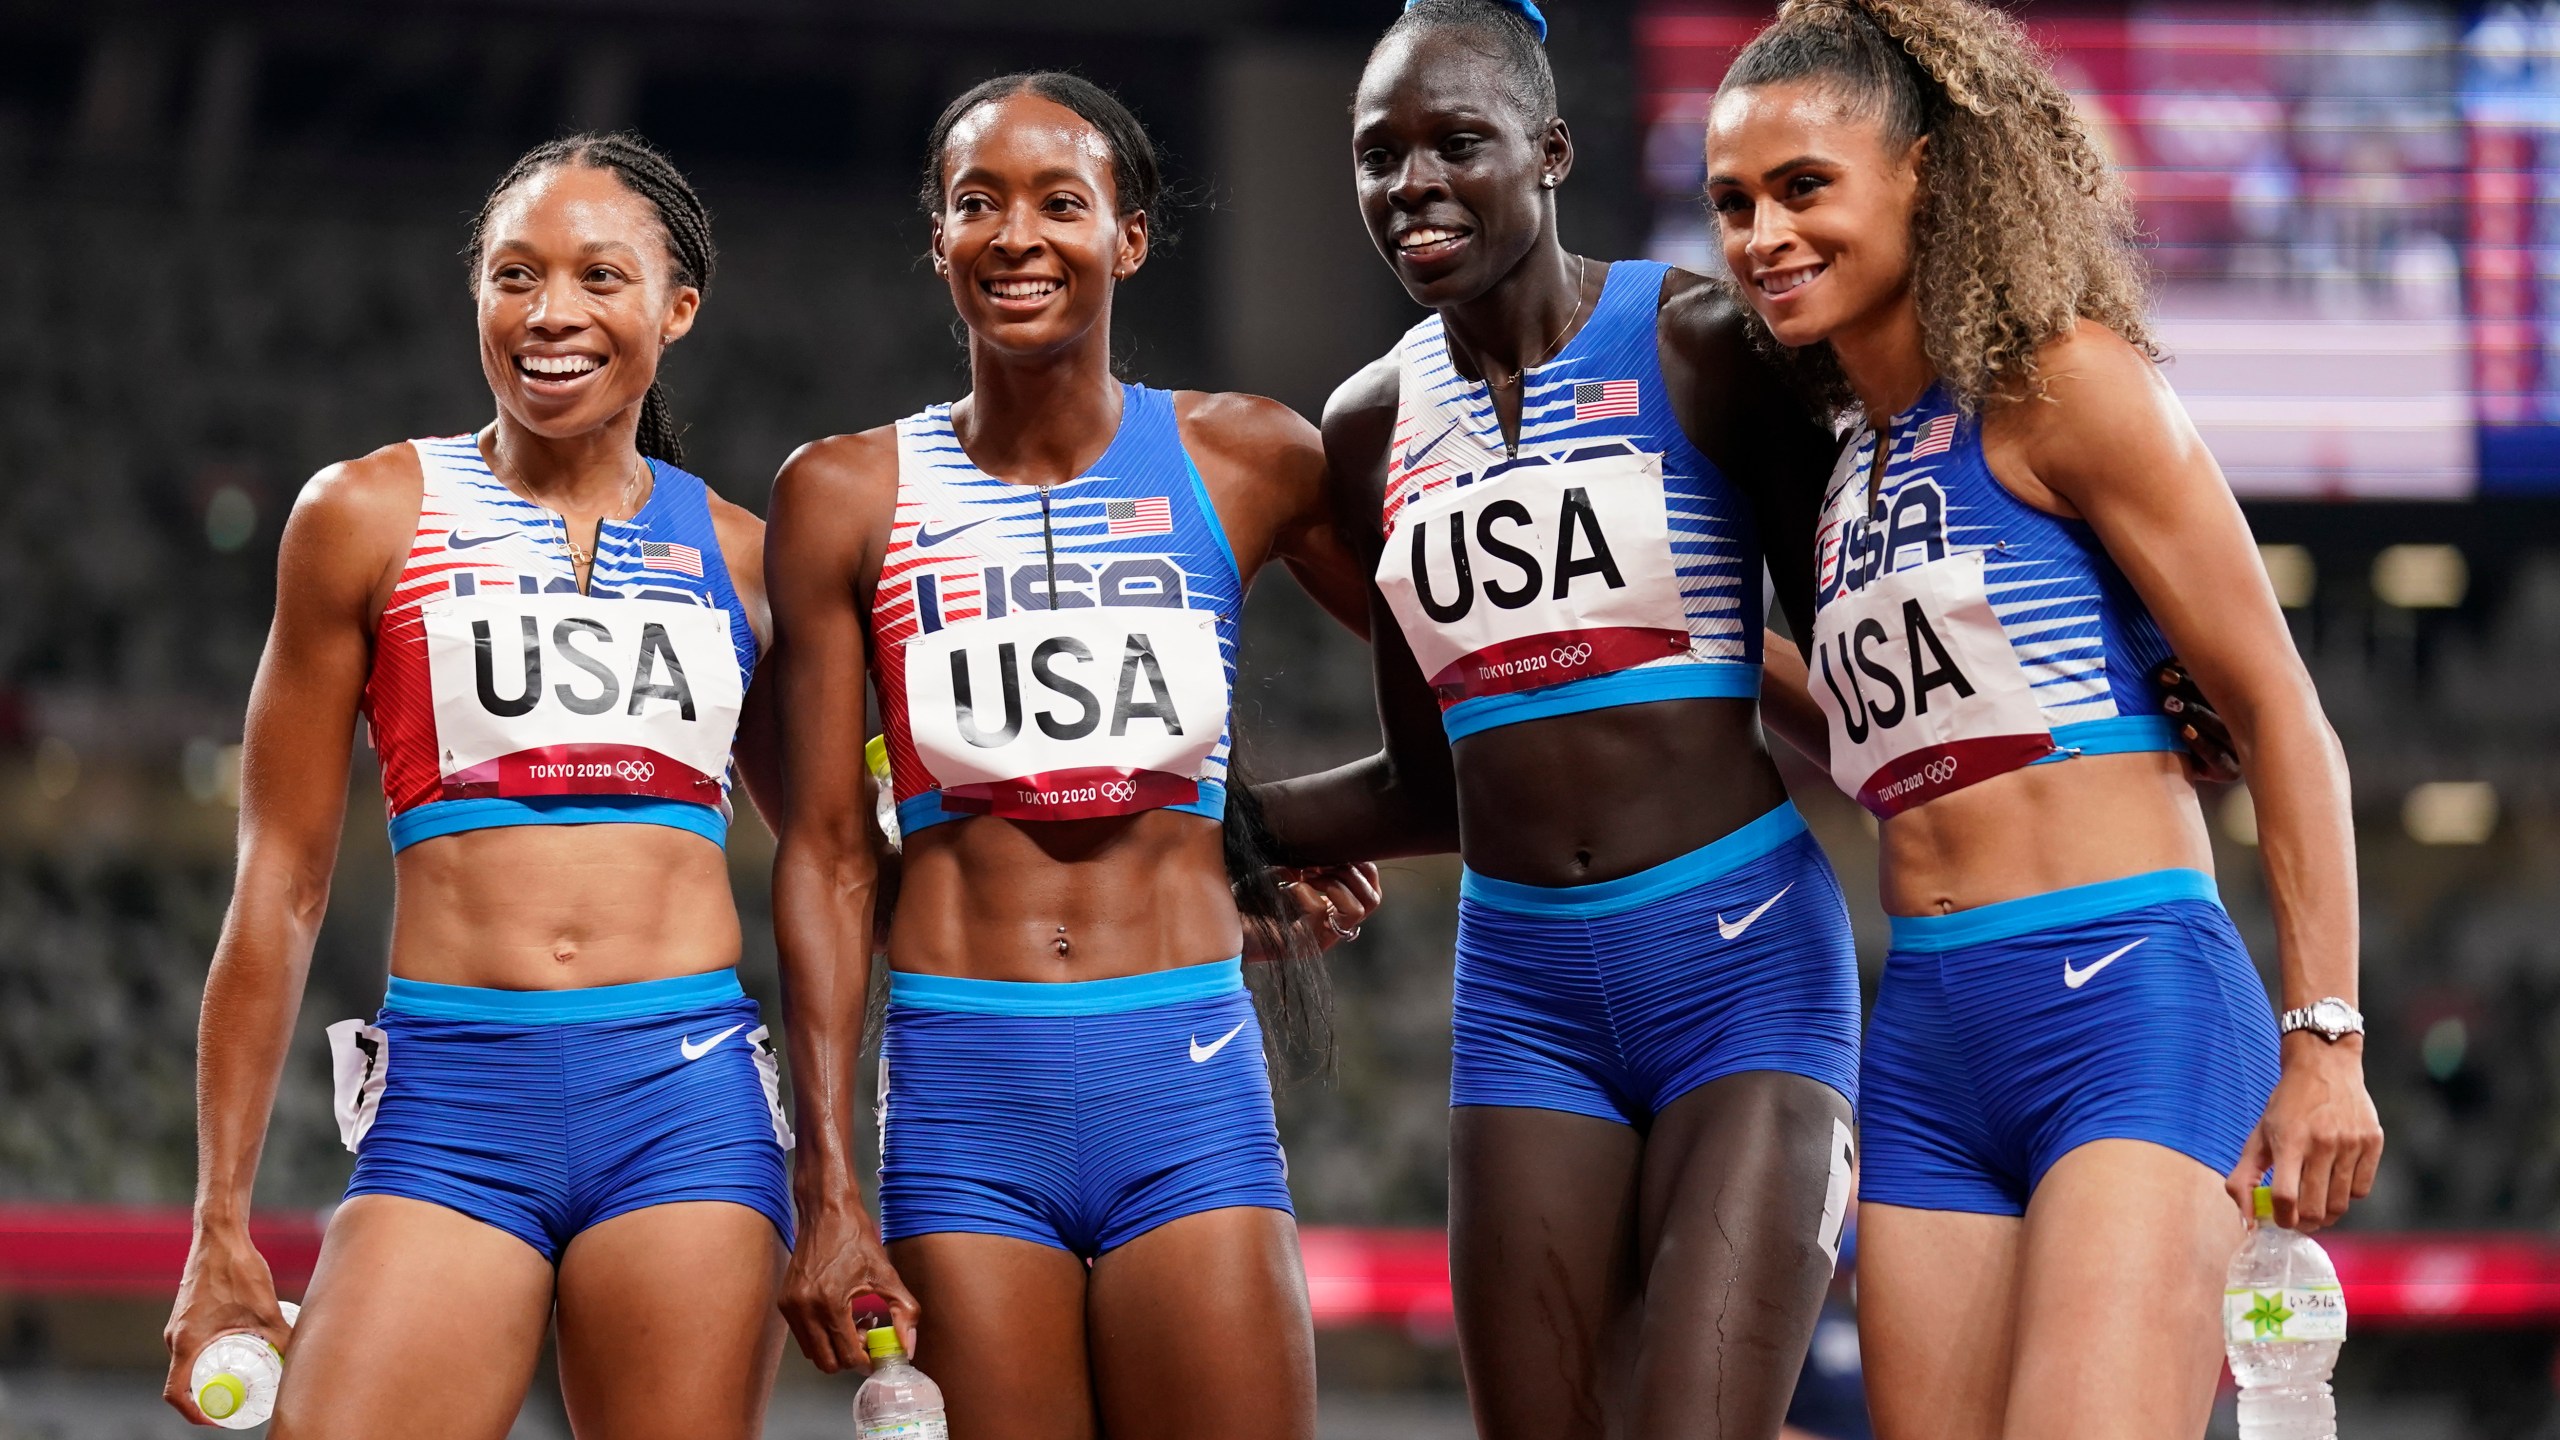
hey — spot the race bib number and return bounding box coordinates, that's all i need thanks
[423,592,743,805]
[2224,1284,2348,1344]
[1809,551,2054,816]
[902,607,1226,821]
[1377,446,1691,703]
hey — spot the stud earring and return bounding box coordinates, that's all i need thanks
[1541,174,1559,188]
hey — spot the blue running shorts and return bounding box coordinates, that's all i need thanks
[1452,801,1862,1123]
[876,958,1292,1258]
[337,969,795,1261]
[1859,869,2283,1215]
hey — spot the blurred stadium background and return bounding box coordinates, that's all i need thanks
[1,0,2557,1435]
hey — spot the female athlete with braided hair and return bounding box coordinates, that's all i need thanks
[1254,2,1875,1434]
[163,133,797,1437]
[1709,3,2382,1434]
[766,71,1376,1440]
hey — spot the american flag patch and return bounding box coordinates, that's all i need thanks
[1909,414,1959,460]
[641,540,703,576]
[1574,379,1641,422]
[1105,496,1173,537]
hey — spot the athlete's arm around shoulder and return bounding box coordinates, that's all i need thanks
[1251,357,1462,867]
[1173,388,1369,635]
[762,427,921,1373]
[1989,319,2380,1231]
[164,443,417,1421]
[705,493,784,825]
[1654,268,1838,644]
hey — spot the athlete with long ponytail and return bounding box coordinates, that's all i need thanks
[1255,4,1868,1435]
[1708,4,2382,1435]
[765,72,1376,1440]
[162,134,796,1437]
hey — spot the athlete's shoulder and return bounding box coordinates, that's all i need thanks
[1171,389,1322,469]
[293,440,424,537]
[1999,319,2187,456]
[1319,353,1400,451]
[1653,265,1758,368]
[772,425,901,509]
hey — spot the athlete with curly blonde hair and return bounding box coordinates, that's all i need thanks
[1709,2,2381,1435]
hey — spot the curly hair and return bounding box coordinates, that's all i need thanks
[1720,0,2154,412]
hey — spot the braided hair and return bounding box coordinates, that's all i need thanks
[466,132,716,465]
[1719,0,2154,412]
[1375,0,1558,123]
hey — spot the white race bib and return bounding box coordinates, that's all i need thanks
[1377,446,1692,702]
[423,592,743,805]
[1809,550,2055,816]
[902,606,1226,821]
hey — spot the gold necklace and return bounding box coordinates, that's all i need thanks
[490,451,650,568]
[1485,253,1590,391]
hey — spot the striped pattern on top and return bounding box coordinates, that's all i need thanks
[1814,387,2173,735]
[1384,259,1762,675]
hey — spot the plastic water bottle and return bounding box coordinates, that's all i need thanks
[855,1325,947,1439]
[2225,1187,2344,1439]
[190,1299,300,1429]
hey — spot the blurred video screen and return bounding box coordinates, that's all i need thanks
[1638,2,2560,499]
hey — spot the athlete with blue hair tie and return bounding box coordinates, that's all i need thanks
[1257,2,1865,1434]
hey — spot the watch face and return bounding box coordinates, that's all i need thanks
[2311,998,2357,1034]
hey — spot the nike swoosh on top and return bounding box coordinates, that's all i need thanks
[1400,420,1464,473]
[680,1023,746,1061]
[910,516,996,550]
[2062,937,2148,990]
[1189,1019,1248,1064]
[445,530,511,550]
[1716,882,1794,942]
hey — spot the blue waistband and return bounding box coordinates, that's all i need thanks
[2029,715,2184,766]
[897,779,1228,839]
[1461,801,1809,917]
[388,795,728,854]
[888,958,1245,1016]
[1887,868,2222,952]
[1443,662,1759,744]
[382,967,745,1022]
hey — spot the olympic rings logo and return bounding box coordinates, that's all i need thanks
[1921,757,1958,785]
[1550,642,1595,667]
[616,760,657,784]
[1099,779,1139,803]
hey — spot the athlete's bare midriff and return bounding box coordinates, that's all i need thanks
[388,823,744,988]
[1451,694,1790,887]
[888,808,1243,982]
[1879,749,2215,918]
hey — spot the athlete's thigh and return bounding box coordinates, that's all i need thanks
[2001,1140,2239,1440]
[553,1201,787,1440]
[1449,1105,1643,1440]
[1086,1205,1315,1440]
[1626,1071,1852,1440]
[890,1231,1096,1440]
[271,1195,554,1440]
[1857,1201,2022,1440]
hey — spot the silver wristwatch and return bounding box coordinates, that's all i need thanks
[2278,996,2365,1042]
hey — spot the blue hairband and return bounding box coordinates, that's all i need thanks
[1406,0,1548,43]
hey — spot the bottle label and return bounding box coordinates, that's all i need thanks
[2224,1283,2348,1343]
[858,1420,949,1440]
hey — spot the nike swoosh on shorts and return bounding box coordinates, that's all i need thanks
[1189,1019,1248,1064]
[2062,937,2148,990]
[1717,883,1794,941]
[681,1023,746,1060]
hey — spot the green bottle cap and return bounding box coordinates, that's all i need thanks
[865,1325,904,1362]
[199,1372,246,1420]
[2254,1184,2275,1222]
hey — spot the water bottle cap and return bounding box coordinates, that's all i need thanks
[865,735,892,784]
[2253,1184,2275,1222]
[199,1372,246,1421]
[865,1325,904,1362]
